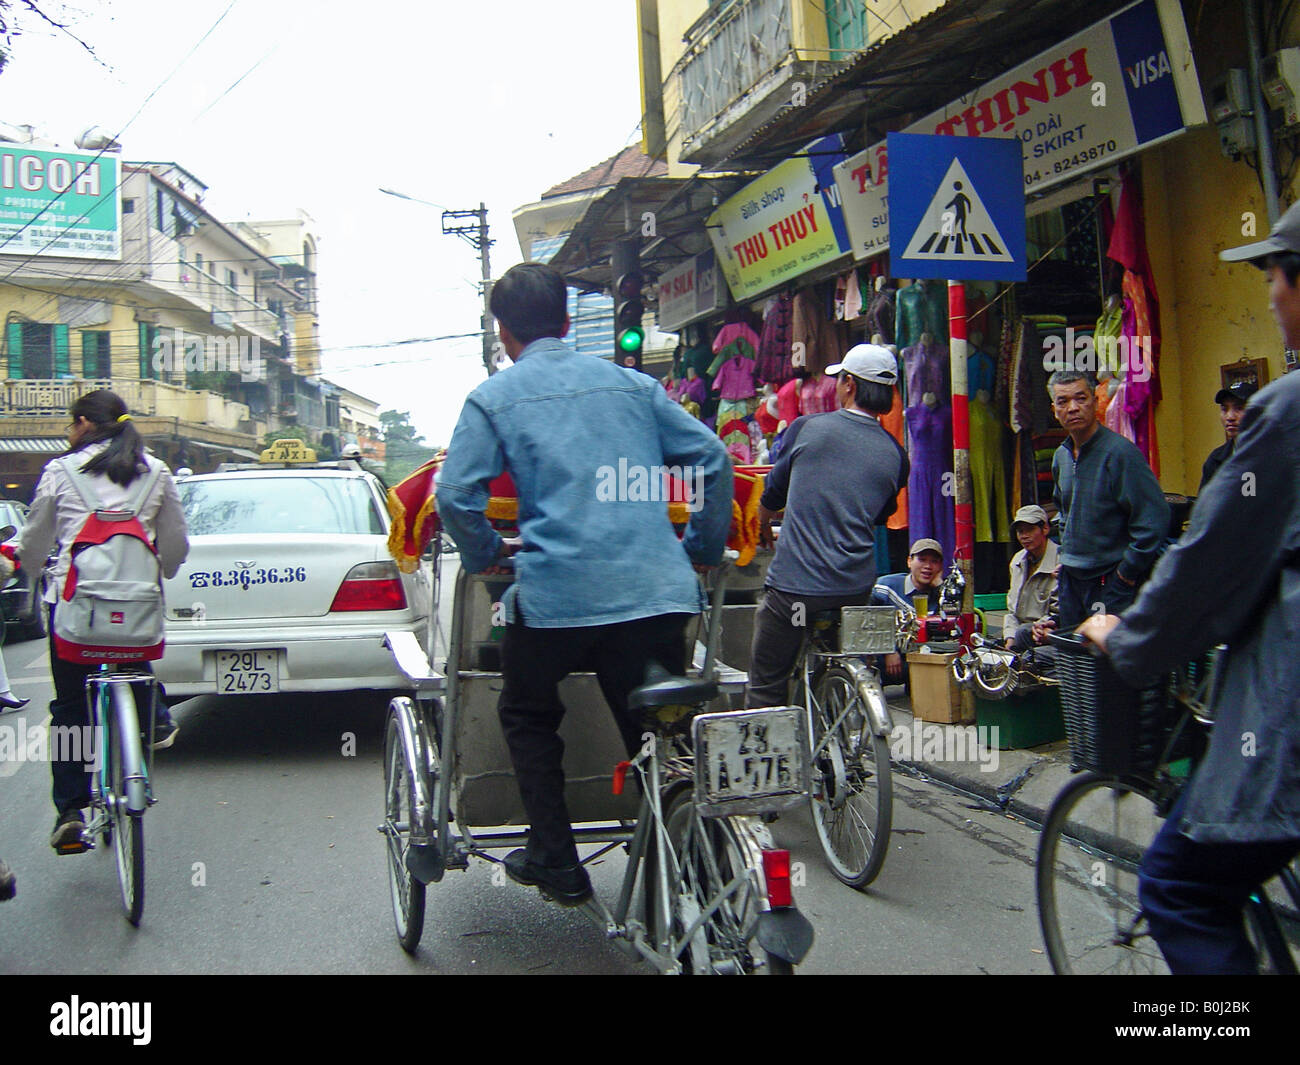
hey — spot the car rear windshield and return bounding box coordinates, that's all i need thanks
[180,476,386,536]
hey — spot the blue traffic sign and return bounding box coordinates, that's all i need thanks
[888,133,1026,282]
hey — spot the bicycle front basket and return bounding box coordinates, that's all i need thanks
[838,606,898,655]
[1048,632,1169,776]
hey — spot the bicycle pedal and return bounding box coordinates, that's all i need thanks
[55,837,91,855]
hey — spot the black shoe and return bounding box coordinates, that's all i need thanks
[0,859,14,901]
[503,849,593,907]
[0,694,29,712]
[50,809,87,854]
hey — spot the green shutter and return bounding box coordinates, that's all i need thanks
[53,324,70,377]
[82,331,99,379]
[138,323,152,379]
[6,322,21,378]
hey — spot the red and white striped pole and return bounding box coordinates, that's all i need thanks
[948,279,975,646]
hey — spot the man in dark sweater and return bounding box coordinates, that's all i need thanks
[1046,369,1168,630]
[747,345,909,707]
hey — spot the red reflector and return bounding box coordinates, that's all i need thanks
[329,578,407,612]
[762,848,793,908]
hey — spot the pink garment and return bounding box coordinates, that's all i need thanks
[800,375,838,415]
[1104,378,1137,443]
[681,375,707,407]
[711,322,760,358]
[712,355,757,400]
[776,378,801,426]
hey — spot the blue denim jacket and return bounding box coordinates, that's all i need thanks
[436,338,732,628]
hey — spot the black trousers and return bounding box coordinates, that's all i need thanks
[746,587,870,708]
[1056,566,1139,630]
[498,611,690,868]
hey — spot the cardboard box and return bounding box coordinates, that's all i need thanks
[906,650,970,724]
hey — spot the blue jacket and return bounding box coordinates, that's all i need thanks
[435,337,732,628]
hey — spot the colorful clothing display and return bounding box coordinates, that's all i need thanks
[902,340,948,408]
[878,387,909,532]
[866,288,896,345]
[712,354,757,400]
[800,374,838,415]
[895,279,948,350]
[755,294,794,385]
[776,377,801,428]
[969,398,1010,542]
[905,401,955,563]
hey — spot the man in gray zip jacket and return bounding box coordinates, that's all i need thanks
[1080,202,1300,974]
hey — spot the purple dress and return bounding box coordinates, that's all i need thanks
[906,401,955,562]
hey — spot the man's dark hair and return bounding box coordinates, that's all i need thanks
[1264,251,1300,286]
[845,374,895,415]
[489,262,568,346]
[1047,369,1096,396]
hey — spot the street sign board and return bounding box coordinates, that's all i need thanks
[888,133,1026,282]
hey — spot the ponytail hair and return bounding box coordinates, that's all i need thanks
[66,389,147,486]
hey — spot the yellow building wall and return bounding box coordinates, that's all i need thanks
[1144,124,1296,497]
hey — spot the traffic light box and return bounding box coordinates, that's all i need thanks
[614,269,645,371]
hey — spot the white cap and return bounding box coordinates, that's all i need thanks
[824,344,898,385]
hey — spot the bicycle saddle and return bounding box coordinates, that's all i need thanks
[628,663,718,709]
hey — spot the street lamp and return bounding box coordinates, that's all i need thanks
[379,187,496,375]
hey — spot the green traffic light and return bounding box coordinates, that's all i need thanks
[618,327,645,352]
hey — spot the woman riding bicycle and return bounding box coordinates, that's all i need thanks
[19,389,189,853]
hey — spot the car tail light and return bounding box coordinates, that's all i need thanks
[329,561,407,612]
[762,848,793,908]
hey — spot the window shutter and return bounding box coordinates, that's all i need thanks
[82,331,99,379]
[53,324,70,377]
[6,322,21,378]
[139,322,152,379]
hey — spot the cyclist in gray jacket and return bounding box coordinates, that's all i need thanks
[1080,203,1300,974]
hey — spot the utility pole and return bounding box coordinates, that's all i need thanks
[442,203,496,375]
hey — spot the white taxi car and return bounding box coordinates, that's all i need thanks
[156,441,430,699]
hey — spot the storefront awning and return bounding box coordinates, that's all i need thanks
[547,173,752,292]
[0,438,67,453]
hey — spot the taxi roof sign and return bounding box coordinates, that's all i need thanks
[260,439,317,464]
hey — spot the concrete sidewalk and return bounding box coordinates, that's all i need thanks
[881,688,1096,830]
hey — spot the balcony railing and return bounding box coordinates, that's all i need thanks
[678,0,795,154]
[1,378,250,433]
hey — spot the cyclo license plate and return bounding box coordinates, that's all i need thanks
[692,706,809,818]
[215,650,280,694]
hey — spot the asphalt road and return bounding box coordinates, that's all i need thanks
[0,615,1054,975]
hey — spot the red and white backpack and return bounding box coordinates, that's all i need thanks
[52,459,166,664]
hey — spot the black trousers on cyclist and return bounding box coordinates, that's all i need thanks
[498,610,691,870]
[46,605,162,816]
[746,586,870,709]
[1139,789,1300,974]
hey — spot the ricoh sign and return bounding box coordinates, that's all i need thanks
[0,145,120,260]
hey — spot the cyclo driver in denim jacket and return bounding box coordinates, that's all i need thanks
[436,262,732,906]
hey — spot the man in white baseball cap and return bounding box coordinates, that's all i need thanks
[748,344,908,707]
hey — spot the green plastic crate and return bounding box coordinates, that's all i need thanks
[974,593,1007,612]
[975,686,1065,749]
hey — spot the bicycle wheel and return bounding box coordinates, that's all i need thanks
[1036,772,1168,974]
[808,666,892,888]
[383,704,427,953]
[108,699,145,926]
[650,786,786,974]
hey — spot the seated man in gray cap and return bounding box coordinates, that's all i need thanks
[875,538,944,683]
[1003,504,1059,653]
[1199,380,1256,492]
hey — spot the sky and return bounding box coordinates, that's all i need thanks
[0,0,645,446]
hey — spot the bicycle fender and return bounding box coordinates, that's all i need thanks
[756,907,814,964]
[842,659,894,736]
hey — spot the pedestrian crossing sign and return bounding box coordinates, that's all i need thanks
[888,133,1026,282]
